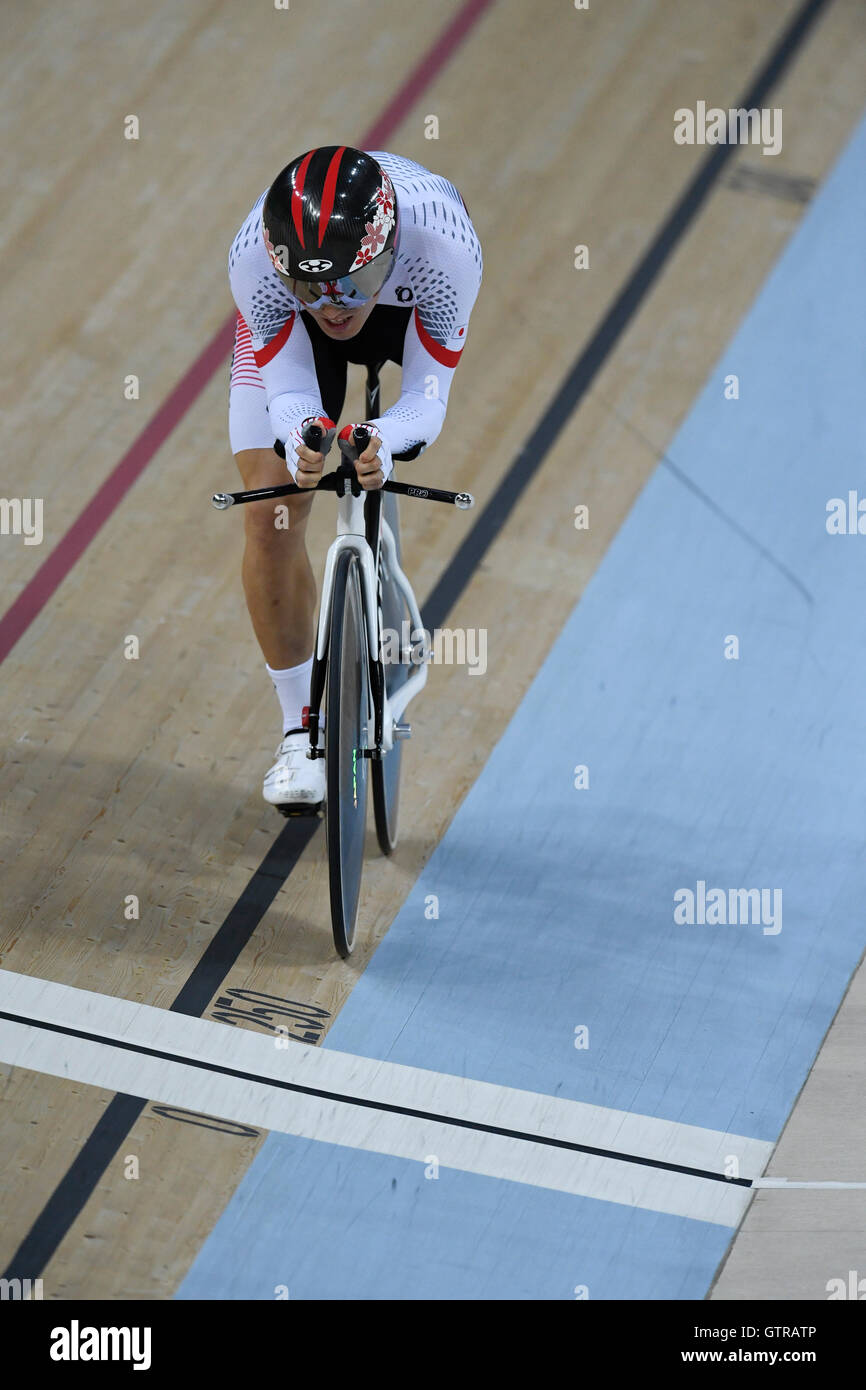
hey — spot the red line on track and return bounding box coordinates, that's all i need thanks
[0,321,235,664]
[363,0,495,148]
[0,0,495,666]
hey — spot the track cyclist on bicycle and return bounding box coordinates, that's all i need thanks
[227,147,482,812]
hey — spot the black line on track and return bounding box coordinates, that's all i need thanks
[0,1010,753,1188]
[424,0,832,630]
[170,820,319,1017]
[3,0,830,1281]
[2,820,316,1281]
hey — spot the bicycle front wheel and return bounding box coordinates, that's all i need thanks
[325,548,370,958]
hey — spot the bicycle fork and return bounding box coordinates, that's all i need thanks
[306,480,429,763]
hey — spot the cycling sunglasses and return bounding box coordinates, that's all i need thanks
[285,248,397,309]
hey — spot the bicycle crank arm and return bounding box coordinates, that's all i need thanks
[358,722,411,760]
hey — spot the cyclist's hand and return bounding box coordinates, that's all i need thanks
[356,435,384,491]
[342,424,392,491]
[289,416,334,489]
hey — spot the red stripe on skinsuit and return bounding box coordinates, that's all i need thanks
[253,313,295,367]
[413,307,463,366]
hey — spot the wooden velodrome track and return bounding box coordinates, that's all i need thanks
[1,0,864,1301]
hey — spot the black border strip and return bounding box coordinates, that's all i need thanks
[3,821,317,1280]
[3,0,830,1283]
[423,0,831,630]
[0,1010,752,1187]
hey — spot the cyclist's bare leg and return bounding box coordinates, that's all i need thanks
[234,448,316,668]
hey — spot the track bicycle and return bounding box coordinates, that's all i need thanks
[213,363,473,957]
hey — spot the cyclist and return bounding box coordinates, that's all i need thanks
[227,146,482,812]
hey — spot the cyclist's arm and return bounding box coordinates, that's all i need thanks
[370,227,482,458]
[257,312,328,444]
[229,249,327,447]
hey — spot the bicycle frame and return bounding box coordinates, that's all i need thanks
[308,475,429,760]
[212,362,473,773]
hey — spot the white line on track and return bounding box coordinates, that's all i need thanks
[0,970,773,1226]
[753,1179,866,1189]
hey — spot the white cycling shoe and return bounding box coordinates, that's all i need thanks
[263,728,325,815]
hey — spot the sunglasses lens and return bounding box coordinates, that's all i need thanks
[289,249,396,309]
[291,280,325,305]
[345,250,395,299]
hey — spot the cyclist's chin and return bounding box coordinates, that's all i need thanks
[313,295,379,339]
[316,311,365,339]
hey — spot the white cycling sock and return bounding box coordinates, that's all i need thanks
[266,657,313,734]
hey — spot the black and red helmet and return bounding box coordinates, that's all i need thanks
[262,146,398,305]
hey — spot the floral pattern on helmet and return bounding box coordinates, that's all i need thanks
[262,218,289,276]
[348,170,396,272]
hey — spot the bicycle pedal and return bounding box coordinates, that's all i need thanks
[393,722,412,740]
[276,802,325,819]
